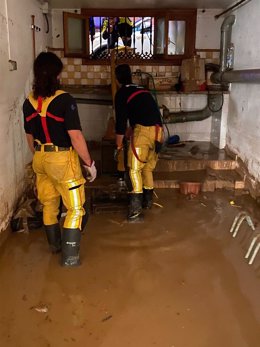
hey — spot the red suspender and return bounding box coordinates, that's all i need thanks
[127,89,150,104]
[26,94,65,143]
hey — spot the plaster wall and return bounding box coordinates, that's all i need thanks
[0,0,51,232]
[196,9,222,49]
[226,1,260,185]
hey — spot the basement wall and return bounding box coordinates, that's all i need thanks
[50,8,228,144]
[226,1,260,193]
[0,0,51,233]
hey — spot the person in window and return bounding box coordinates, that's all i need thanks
[102,17,133,49]
[118,17,133,47]
[102,17,119,49]
[114,64,163,221]
[23,52,97,267]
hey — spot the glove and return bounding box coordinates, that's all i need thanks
[114,147,123,162]
[83,161,97,183]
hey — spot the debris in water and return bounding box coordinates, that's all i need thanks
[200,202,207,207]
[153,190,159,199]
[108,219,124,227]
[31,304,49,313]
[101,314,112,322]
[153,202,163,208]
[229,200,242,208]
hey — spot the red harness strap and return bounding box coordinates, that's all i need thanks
[127,89,150,104]
[130,124,162,164]
[127,89,162,163]
[26,97,65,143]
[130,133,147,164]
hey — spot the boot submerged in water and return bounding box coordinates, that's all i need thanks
[127,193,143,222]
[143,188,153,209]
[61,228,81,267]
[45,223,61,253]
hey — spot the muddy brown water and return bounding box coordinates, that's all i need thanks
[0,189,260,347]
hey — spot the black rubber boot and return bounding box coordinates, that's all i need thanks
[143,188,154,209]
[81,201,89,233]
[61,228,81,267]
[44,224,61,253]
[127,193,143,221]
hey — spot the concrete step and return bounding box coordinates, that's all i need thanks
[155,157,237,172]
[157,141,237,172]
[154,168,245,191]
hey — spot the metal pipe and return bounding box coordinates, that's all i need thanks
[211,69,260,84]
[215,0,251,19]
[31,15,36,60]
[161,94,223,124]
[219,15,236,72]
[162,106,211,124]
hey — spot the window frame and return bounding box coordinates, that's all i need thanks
[63,8,197,65]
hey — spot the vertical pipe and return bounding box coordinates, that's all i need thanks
[31,15,36,60]
[219,15,235,72]
[4,0,11,60]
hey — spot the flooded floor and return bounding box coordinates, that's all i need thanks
[0,189,260,347]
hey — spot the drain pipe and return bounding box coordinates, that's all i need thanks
[161,94,223,124]
[162,105,211,124]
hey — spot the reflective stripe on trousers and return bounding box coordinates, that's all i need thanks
[32,149,86,229]
[128,124,162,193]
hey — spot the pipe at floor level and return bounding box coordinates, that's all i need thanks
[219,15,236,72]
[161,94,223,124]
[162,107,211,124]
[211,69,260,84]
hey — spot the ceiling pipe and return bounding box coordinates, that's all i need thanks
[215,0,251,19]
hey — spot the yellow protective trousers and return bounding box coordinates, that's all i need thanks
[32,148,86,229]
[128,124,162,193]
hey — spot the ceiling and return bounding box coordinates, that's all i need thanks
[48,0,237,10]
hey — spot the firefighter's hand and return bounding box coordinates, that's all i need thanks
[114,147,123,162]
[83,161,97,183]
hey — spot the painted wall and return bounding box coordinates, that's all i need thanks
[227,1,260,187]
[0,0,51,232]
[196,9,222,49]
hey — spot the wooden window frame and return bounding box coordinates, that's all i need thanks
[63,8,197,66]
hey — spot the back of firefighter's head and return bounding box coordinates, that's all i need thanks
[115,64,132,85]
[33,52,63,98]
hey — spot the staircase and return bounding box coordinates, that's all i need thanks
[154,141,245,192]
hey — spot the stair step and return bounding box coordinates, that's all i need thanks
[154,169,245,191]
[155,158,237,172]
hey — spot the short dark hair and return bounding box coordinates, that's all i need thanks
[33,52,63,98]
[115,64,132,85]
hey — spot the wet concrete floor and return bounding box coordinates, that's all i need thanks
[0,189,260,347]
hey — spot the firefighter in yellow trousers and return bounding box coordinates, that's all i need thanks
[23,52,97,266]
[114,64,163,221]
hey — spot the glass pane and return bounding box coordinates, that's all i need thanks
[168,20,185,55]
[155,18,165,54]
[90,16,154,60]
[68,17,86,54]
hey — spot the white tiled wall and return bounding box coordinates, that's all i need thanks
[157,93,212,142]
